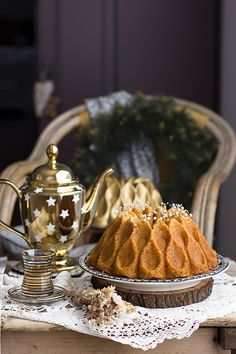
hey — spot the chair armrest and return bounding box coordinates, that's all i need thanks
[175,99,236,246]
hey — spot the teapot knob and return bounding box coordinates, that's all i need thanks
[46,144,58,164]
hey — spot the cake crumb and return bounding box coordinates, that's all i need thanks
[75,286,135,326]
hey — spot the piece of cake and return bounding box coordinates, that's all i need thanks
[75,286,135,326]
[88,203,218,279]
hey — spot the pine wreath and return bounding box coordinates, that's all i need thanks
[73,93,218,209]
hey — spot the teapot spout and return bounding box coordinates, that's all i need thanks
[81,168,114,232]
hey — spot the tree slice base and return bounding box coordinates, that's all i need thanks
[91,276,213,308]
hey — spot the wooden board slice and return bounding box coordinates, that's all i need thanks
[92,276,213,308]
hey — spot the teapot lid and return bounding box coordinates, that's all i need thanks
[28,144,77,186]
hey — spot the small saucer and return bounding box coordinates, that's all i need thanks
[8,285,67,305]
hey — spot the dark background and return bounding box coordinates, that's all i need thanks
[0,0,219,170]
[0,0,235,259]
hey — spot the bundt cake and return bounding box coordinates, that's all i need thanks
[88,203,218,279]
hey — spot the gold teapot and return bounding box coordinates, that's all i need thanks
[0,144,114,269]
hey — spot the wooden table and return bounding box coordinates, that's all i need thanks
[2,261,236,354]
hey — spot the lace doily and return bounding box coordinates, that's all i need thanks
[2,270,236,351]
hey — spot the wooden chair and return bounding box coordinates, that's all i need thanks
[1,98,236,353]
[0,99,235,254]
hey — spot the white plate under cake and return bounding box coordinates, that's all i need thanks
[80,203,228,292]
[79,252,228,292]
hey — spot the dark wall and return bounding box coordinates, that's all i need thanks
[117,0,218,106]
[38,0,218,111]
[0,0,38,172]
[37,0,219,165]
[0,0,219,171]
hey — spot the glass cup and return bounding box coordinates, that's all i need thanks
[21,249,54,297]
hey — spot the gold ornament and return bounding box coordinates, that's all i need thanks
[92,176,162,229]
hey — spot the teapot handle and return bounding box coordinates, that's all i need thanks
[0,179,30,245]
